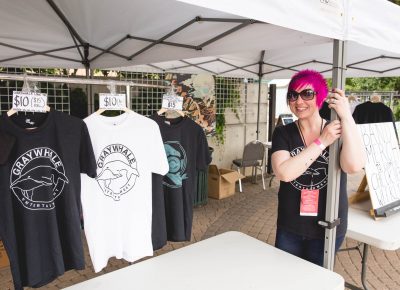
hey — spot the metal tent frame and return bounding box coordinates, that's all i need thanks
[0,0,261,72]
[1,0,399,77]
[138,54,400,77]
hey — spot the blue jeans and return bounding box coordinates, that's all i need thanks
[275,228,345,266]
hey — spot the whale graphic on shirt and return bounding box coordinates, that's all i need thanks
[10,166,69,200]
[96,160,139,190]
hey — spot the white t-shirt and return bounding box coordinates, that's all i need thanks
[81,112,168,272]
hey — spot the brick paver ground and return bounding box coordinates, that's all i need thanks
[1,172,399,289]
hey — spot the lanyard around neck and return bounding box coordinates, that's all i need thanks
[297,118,323,148]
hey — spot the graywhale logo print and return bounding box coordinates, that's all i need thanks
[163,141,188,188]
[290,146,329,190]
[96,144,139,201]
[10,147,69,211]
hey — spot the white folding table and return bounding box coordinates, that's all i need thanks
[346,204,400,290]
[64,231,344,290]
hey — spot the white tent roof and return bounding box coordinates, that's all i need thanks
[0,0,399,78]
[118,42,400,79]
[117,0,400,78]
[179,0,400,54]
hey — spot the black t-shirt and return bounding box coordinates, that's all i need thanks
[319,101,331,121]
[352,101,394,124]
[150,114,211,247]
[0,110,96,290]
[0,128,15,165]
[271,122,348,239]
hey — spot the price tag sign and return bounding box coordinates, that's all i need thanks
[12,91,48,113]
[162,94,183,110]
[99,94,127,110]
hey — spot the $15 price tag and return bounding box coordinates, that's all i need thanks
[99,94,127,110]
[162,94,183,110]
[12,91,48,113]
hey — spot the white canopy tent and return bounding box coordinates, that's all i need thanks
[1,0,400,276]
[0,0,399,78]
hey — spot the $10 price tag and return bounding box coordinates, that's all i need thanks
[162,94,183,110]
[99,94,127,110]
[12,91,48,113]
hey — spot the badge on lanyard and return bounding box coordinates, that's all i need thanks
[300,188,319,216]
[297,120,323,217]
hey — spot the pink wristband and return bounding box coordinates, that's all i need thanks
[314,138,326,150]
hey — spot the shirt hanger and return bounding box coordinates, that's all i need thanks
[7,75,51,117]
[95,106,132,115]
[95,82,132,115]
[157,84,185,117]
[157,107,185,117]
[7,105,51,117]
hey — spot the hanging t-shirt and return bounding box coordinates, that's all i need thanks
[0,110,96,290]
[81,112,168,272]
[271,122,348,239]
[150,114,211,245]
[0,128,15,165]
[319,101,331,121]
[352,101,395,124]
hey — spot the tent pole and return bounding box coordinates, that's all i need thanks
[89,69,95,114]
[85,67,91,115]
[83,43,93,115]
[256,50,265,140]
[322,39,346,270]
[256,78,261,140]
[126,85,131,109]
[267,84,276,174]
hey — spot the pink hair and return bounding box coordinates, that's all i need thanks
[288,69,328,109]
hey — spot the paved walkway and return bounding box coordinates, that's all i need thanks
[1,172,400,289]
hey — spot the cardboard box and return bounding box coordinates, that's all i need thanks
[208,165,244,199]
[0,241,10,268]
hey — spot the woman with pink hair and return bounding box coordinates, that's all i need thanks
[271,69,365,266]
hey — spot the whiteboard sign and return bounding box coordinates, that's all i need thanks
[99,94,126,110]
[162,94,183,110]
[12,91,48,113]
[358,122,400,210]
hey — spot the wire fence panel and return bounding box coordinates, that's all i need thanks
[0,67,70,115]
[0,68,259,121]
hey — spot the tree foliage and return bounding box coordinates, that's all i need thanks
[326,77,400,92]
[345,77,400,91]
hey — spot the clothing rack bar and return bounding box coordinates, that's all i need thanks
[0,73,169,89]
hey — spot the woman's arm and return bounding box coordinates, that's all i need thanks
[327,89,366,173]
[272,144,325,182]
[272,121,341,182]
[339,116,366,173]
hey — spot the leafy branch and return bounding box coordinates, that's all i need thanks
[214,77,241,144]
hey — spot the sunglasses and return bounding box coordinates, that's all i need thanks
[287,89,316,102]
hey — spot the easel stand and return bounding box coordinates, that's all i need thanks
[373,200,400,218]
[348,174,369,206]
[349,174,400,219]
[348,174,377,218]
